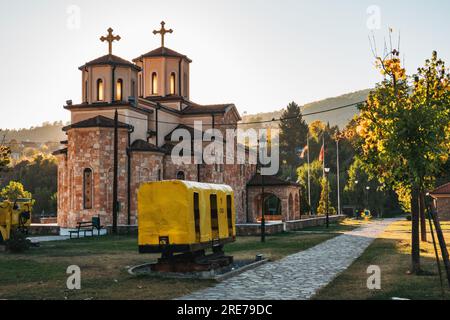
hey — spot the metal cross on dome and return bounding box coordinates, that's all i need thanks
[100,28,121,55]
[153,21,173,47]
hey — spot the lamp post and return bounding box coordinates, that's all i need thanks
[336,138,341,216]
[258,136,266,243]
[324,167,330,228]
[353,180,359,218]
[366,186,370,210]
[261,171,265,243]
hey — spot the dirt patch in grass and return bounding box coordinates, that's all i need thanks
[313,220,450,300]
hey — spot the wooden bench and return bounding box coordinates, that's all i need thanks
[69,216,104,239]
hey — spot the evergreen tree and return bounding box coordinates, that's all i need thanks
[278,102,309,177]
[297,160,323,214]
[317,177,336,215]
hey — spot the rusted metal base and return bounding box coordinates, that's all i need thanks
[151,249,234,273]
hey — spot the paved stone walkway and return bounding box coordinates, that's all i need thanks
[181,218,398,300]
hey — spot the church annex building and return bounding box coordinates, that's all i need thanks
[53,23,302,229]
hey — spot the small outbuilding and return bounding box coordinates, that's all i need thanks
[246,174,302,223]
[430,182,450,221]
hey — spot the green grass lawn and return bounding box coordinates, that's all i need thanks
[313,220,450,300]
[0,220,359,300]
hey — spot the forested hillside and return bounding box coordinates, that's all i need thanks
[241,89,371,129]
[1,121,68,143]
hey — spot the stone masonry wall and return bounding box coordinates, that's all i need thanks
[163,156,256,224]
[437,197,450,221]
[57,127,129,228]
[130,151,164,223]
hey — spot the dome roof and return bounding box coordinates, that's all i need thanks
[133,46,192,63]
[79,54,141,71]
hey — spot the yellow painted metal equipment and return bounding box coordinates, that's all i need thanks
[138,180,236,255]
[0,199,33,242]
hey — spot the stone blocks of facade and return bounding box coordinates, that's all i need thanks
[130,151,164,220]
[235,222,284,236]
[436,198,450,221]
[57,127,129,228]
[163,154,256,224]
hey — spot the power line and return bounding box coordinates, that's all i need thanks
[0,100,365,145]
[119,100,365,127]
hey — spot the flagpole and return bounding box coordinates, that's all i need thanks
[307,133,311,215]
[322,133,325,177]
[336,138,341,216]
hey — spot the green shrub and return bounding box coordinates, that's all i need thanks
[5,230,31,253]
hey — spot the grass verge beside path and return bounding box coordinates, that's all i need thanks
[313,220,450,300]
[0,219,362,300]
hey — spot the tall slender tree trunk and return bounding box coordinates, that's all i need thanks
[419,191,427,242]
[410,186,421,274]
[430,209,450,288]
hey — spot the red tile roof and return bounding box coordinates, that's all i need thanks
[134,47,192,63]
[130,139,165,153]
[182,103,235,115]
[52,148,68,156]
[164,124,203,142]
[79,54,141,71]
[430,182,450,195]
[62,115,131,131]
[247,174,300,187]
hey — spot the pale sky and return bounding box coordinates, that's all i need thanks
[1,0,449,129]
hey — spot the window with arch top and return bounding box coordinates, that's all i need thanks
[131,79,136,97]
[151,72,158,95]
[138,74,143,97]
[83,168,93,209]
[84,80,88,102]
[96,79,104,101]
[183,72,188,97]
[176,171,185,180]
[170,72,176,95]
[116,79,123,101]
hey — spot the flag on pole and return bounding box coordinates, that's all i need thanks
[297,145,309,159]
[319,144,325,162]
[300,145,309,159]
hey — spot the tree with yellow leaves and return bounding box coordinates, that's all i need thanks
[357,50,450,274]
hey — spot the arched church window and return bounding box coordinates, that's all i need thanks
[138,74,143,97]
[97,79,104,101]
[84,80,88,102]
[176,171,185,180]
[152,72,158,95]
[83,168,93,209]
[116,79,123,101]
[288,193,294,220]
[170,72,176,95]
[183,72,188,97]
[131,80,136,97]
[106,168,113,211]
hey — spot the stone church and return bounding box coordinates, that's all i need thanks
[53,23,302,229]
